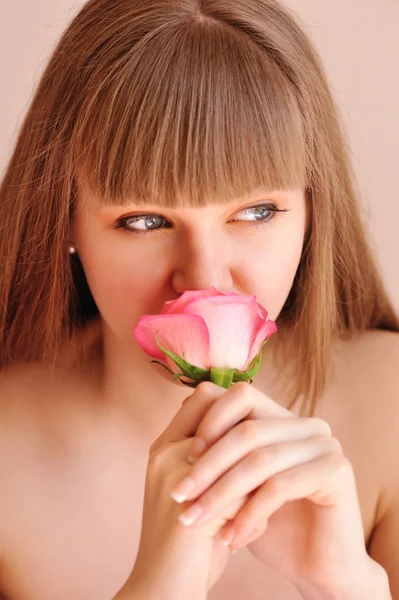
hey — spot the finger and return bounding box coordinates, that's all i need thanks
[194,381,298,451]
[175,418,334,501]
[150,381,225,452]
[229,452,357,550]
[218,494,249,524]
[181,436,341,527]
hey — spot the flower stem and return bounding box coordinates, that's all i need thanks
[210,368,235,389]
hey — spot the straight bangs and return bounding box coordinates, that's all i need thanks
[70,16,309,209]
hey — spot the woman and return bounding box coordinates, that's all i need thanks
[0,0,397,598]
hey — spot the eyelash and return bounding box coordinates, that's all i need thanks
[112,203,290,236]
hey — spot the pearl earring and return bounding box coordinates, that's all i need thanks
[68,246,76,254]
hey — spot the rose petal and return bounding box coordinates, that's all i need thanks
[160,286,230,315]
[243,318,278,370]
[183,295,262,369]
[133,313,211,368]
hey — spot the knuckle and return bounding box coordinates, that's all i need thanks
[237,419,260,440]
[313,435,342,454]
[329,437,344,453]
[326,451,354,478]
[149,440,161,456]
[197,381,221,395]
[337,454,354,477]
[228,381,250,402]
[248,446,277,469]
[315,435,343,454]
[235,381,252,398]
[265,473,285,496]
[148,442,171,469]
[236,380,250,391]
[308,417,332,437]
[181,395,191,406]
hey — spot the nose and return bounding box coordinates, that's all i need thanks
[171,228,234,294]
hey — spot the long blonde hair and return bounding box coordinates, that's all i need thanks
[1,0,398,416]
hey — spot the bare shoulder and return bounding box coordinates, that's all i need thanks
[332,328,399,400]
[339,327,399,428]
[0,362,94,424]
[0,362,54,578]
[0,323,104,584]
[339,327,399,363]
[336,329,399,507]
[344,332,399,594]
[0,318,103,422]
[0,364,79,477]
[0,323,103,482]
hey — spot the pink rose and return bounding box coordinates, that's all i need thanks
[133,286,277,388]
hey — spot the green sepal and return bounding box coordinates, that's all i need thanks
[150,360,211,386]
[153,331,209,379]
[151,332,270,389]
[174,372,212,388]
[232,348,262,382]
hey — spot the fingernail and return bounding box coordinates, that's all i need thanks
[190,436,207,458]
[221,527,236,547]
[178,502,203,526]
[170,476,196,503]
[230,528,257,552]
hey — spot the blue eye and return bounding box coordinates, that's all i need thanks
[120,214,169,232]
[113,203,289,235]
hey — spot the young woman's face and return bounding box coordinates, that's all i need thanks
[71,180,307,352]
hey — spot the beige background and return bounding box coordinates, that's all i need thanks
[1,1,398,311]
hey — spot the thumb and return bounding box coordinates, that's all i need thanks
[151,382,227,452]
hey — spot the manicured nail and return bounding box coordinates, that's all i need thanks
[170,476,196,503]
[230,528,257,552]
[178,502,203,526]
[221,527,236,547]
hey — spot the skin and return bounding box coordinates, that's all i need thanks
[70,180,307,435]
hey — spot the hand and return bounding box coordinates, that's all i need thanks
[169,381,373,595]
[118,384,251,600]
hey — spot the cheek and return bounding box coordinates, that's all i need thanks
[266,250,301,291]
[72,215,169,341]
[247,238,303,321]
[78,245,166,332]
